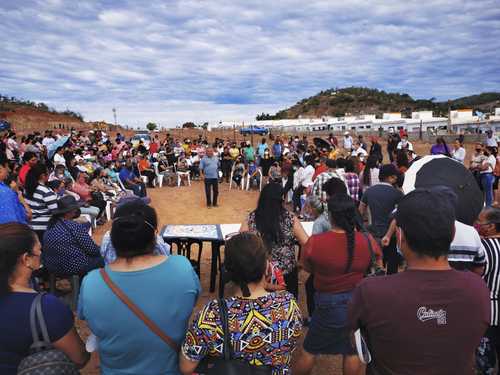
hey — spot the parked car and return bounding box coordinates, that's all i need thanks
[240,126,268,136]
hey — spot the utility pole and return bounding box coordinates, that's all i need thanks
[112,108,117,126]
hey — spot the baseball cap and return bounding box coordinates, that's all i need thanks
[379,164,399,180]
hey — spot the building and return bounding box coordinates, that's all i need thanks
[211,109,500,135]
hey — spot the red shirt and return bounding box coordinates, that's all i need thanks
[149,142,159,154]
[19,164,31,186]
[312,164,328,181]
[303,231,381,293]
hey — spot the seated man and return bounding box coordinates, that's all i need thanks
[119,160,147,197]
[348,188,490,375]
[247,161,261,189]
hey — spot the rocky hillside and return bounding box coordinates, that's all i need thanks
[256,87,500,120]
[0,94,90,132]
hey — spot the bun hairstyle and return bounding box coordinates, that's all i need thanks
[111,201,158,259]
[223,232,267,297]
[0,223,37,296]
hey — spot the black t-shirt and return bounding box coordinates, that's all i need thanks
[348,269,490,375]
[361,183,403,238]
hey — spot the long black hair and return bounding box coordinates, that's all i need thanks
[24,163,48,198]
[328,194,357,273]
[0,223,37,296]
[254,183,285,247]
[224,232,267,298]
[363,155,379,187]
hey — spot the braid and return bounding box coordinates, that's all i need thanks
[333,212,356,273]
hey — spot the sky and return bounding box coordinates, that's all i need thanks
[1,0,499,128]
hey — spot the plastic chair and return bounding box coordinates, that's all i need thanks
[246,168,263,191]
[229,164,245,190]
[153,162,164,188]
[177,171,191,187]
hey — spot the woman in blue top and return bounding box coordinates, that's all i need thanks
[79,201,200,374]
[0,154,29,224]
[0,222,89,374]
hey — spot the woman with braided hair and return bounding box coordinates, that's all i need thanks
[180,232,303,375]
[294,194,382,375]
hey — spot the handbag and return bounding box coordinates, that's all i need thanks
[199,299,272,375]
[361,231,385,277]
[17,293,79,375]
[99,269,179,352]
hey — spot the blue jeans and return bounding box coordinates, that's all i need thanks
[303,291,355,355]
[481,173,494,206]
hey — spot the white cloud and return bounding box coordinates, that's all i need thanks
[0,0,498,127]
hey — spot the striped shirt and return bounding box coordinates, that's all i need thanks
[448,221,486,265]
[25,184,58,231]
[482,237,500,326]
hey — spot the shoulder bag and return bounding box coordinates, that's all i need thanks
[199,299,272,375]
[361,231,386,277]
[17,292,79,375]
[99,268,179,352]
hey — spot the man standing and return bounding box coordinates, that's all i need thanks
[200,147,220,208]
[485,130,498,150]
[359,164,403,274]
[343,132,353,153]
[348,188,490,375]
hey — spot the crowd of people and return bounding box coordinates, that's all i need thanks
[1,126,500,374]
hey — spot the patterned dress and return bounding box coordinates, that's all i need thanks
[247,210,297,275]
[182,291,303,374]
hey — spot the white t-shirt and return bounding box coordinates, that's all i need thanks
[485,135,498,148]
[452,147,466,164]
[53,153,66,167]
[343,136,353,150]
[397,140,414,151]
[352,147,368,161]
[302,165,315,188]
[42,137,55,148]
[481,155,496,174]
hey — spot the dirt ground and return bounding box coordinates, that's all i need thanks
[79,180,343,374]
[79,139,475,374]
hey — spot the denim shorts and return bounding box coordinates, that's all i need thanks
[303,290,356,355]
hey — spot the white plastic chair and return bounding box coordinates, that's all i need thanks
[153,162,164,188]
[229,165,245,190]
[177,171,191,187]
[246,168,263,191]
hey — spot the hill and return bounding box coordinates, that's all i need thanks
[256,87,500,120]
[0,94,88,132]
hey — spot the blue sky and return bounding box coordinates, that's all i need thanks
[1,0,499,127]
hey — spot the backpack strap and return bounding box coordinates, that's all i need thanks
[29,292,51,352]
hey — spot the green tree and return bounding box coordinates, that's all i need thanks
[146,122,157,131]
[182,122,196,128]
